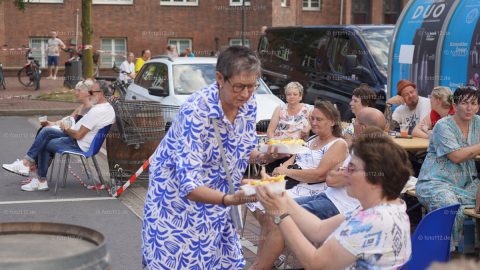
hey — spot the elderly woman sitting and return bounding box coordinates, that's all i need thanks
[412,86,455,139]
[248,100,348,268]
[416,86,480,249]
[256,127,412,269]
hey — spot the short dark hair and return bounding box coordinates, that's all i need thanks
[453,86,480,105]
[352,84,376,107]
[216,46,261,81]
[314,100,342,137]
[351,127,412,200]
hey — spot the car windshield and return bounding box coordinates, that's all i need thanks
[173,64,216,95]
[173,63,270,95]
[362,28,393,76]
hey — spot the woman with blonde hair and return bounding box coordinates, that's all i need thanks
[413,86,455,138]
[267,81,312,140]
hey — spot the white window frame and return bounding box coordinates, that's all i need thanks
[100,38,127,68]
[229,38,250,48]
[230,0,251,6]
[281,0,290,7]
[24,0,63,3]
[29,37,49,68]
[160,0,198,6]
[303,0,321,11]
[93,0,133,4]
[168,39,193,56]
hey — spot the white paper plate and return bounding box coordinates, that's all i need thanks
[259,143,309,155]
[241,181,286,196]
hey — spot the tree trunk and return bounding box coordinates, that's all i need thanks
[81,0,93,78]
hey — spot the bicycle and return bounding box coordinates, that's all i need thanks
[17,48,41,90]
[0,62,6,90]
[95,65,130,98]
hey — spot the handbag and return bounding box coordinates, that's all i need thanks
[212,119,244,229]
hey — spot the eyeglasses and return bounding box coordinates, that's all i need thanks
[88,90,102,95]
[346,163,364,174]
[226,79,259,93]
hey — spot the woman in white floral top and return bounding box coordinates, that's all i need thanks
[257,128,412,270]
[267,81,313,140]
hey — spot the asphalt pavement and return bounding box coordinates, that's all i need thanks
[0,116,142,270]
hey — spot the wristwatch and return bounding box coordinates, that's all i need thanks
[274,213,290,225]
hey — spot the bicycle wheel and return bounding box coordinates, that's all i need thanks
[17,66,33,87]
[33,67,41,90]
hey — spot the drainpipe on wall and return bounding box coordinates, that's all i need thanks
[340,0,344,25]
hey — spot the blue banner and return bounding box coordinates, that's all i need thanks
[439,0,480,89]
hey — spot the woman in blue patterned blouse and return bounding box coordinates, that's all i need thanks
[142,46,283,270]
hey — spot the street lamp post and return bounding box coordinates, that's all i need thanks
[241,0,245,46]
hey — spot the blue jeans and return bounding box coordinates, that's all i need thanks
[295,193,340,220]
[25,127,82,178]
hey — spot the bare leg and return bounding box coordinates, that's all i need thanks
[48,66,53,78]
[53,66,59,79]
[249,210,286,270]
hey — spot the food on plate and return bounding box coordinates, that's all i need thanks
[241,175,286,195]
[266,138,305,146]
[247,175,285,186]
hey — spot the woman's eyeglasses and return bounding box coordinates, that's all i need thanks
[226,79,259,93]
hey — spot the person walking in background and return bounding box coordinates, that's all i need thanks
[135,49,151,74]
[183,48,195,57]
[46,30,65,80]
[119,52,136,84]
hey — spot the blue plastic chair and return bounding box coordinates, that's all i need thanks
[49,124,112,195]
[402,203,460,270]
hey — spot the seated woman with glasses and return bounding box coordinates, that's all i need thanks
[255,127,412,270]
[247,100,348,267]
[416,86,480,250]
[412,86,455,139]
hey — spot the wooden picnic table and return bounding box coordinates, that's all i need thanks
[393,137,429,152]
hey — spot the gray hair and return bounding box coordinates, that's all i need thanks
[75,78,94,92]
[216,46,261,80]
[284,81,304,96]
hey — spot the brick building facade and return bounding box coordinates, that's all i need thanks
[0,0,407,69]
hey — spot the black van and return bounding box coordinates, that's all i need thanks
[258,25,394,120]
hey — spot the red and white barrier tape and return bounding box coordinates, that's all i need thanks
[112,156,151,198]
[68,165,110,193]
[0,47,125,56]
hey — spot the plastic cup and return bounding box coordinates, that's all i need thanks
[400,124,409,138]
[38,115,47,124]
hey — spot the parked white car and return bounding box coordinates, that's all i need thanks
[126,56,284,131]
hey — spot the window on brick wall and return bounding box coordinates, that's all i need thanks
[160,0,198,6]
[230,39,250,48]
[100,38,127,68]
[230,0,251,6]
[383,0,401,24]
[168,39,193,56]
[29,37,49,68]
[26,0,63,3]
[303,0,321,11]
[352,0,371,24]
[281,0,290,7]
[93,0,133,4]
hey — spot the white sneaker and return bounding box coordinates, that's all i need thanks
[53,76,57,80]
[46,76,53,80]
[21,178,49,191]
[2,159,30,176]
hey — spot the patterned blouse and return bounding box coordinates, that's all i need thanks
[329,202,411,269]
[273,103,312,139]
[142,82,257,270]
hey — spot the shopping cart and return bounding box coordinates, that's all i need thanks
[110,99,180,145]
